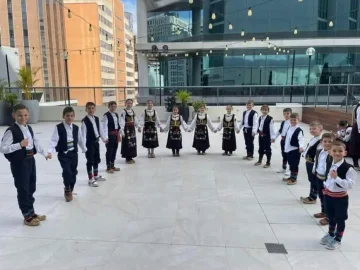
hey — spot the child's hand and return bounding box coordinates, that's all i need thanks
[299,147,304,153]
[45,153,52,160]
[20,139,29,147]
[330,170,337,179]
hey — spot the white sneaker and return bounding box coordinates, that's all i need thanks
[88,179,99,187]
[95,175,106,181]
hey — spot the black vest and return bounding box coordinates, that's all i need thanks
[105,111,120,132]
[82,116,100,142]
[290,127,303,147]
[315,150,333,176]
[242,110,256,127]
[305,139,321,162]
[354,103,360,121]
[144,110,156,122]
[279,121,285,134]
[327,160,353,187]
[258,115,272,135]
[223,114,235,128]
[3,124,37,162]
[55,123,79,153]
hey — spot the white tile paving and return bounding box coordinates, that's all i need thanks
[0,122,360,269]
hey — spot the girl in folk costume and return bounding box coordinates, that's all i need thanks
[163,106,188,157]
[217,105,240,156]
[139,100,163,158]
[120,99,141,164]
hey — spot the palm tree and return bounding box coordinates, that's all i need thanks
[15,66,41,100]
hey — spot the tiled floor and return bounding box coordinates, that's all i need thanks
[0,122,360,270]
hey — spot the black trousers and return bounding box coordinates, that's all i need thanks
[306,162,318,200]
[258,134,272,163]
[287,149,301,178]
[172,148,180,154]
[10,157,36,218]
[106,134,118,168]
[58,151,78,191]
[243,127,255,157]
[280,139,287,169]
[85,141,101,172]
[325,195,348,236]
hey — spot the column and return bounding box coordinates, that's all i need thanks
[192,7,201,36]
[136,0,147,43]
[192,56,201,86]
[137,53,149,103]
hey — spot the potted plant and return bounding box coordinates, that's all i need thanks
[176,89,191,123]
[192,100,206,116]
[3,91,18,126]
[15,66,41,124]
[0,79,7,125]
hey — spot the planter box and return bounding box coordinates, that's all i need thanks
[21,100,40,124]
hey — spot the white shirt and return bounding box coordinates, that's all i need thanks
[163,114,188,132]
[48,122,87,153]
[217,114,240,132]
[0,122,47,157]
[337,127,352,142]
[284,125,305,153]
[239,110,258,134]
[324,159,356,192]
[102,111,120,140]
[189,113,215,131]
[276,119,291,138]
[139,109,161,128]
[314,150,329,175]
[258,115,277,139]
[81,115,106,145]
[303,135,322,159]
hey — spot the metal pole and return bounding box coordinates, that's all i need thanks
[282,87,285,103]
[5,54,11,87]
[345,74,350,113]
[326,76,331,110]
[64,57,70,106]
[307,55,311,85]
[259,69,262,85]
[290,50,295,103]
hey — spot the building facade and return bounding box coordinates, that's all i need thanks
[124,12,137,103]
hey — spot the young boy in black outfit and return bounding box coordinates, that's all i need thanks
[240,100,258,160]
[0,104,51,226]
[102,101,121,173]
[275,108,292,175]
[81,102,106,187]
[254,105,276,168]
[48,107,87,202]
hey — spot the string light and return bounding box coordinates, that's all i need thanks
[206,53,208,57]
[274,46,277,50]
[67,9,71,18]
[294,27,298,35]
[266,36,270,41]
[329,20,334,27]
[267,43,271,48]
[189,0,193,3]
[283,49,286,52]
[276,52,279,55]
[196,52,198,55]
[260,53,262,56]
[211,12,216,20]
[209,23,213,29]
[225,45,228,50]
[89,24,92,32]
[298,0,303,2]
[248,7,252,16]
[279,48,281,52]
[252,37,256,41]
[210,50,212,54]
[151,35,154,41]
[165,53,168,57]
[241,29,245,36]
[175,54,177,57]
[287,50,290,53]
[228,23,233,30]
[225,53,227,57]
[243,53,245,56]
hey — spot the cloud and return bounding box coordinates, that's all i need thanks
[123,0,137,34]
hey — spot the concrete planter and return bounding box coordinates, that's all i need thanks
[21,100,40,124]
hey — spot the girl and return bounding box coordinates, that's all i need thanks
[217,105,240,156]
[139,100,163,158]
[120,99,141,164]
[163,106,188,157]
[335,120,352,153]
[188,105,216,155]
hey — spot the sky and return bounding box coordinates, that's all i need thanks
[123,0,137,34]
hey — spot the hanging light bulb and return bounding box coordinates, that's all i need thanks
[225,53,227,57]
[274,46,277,50]
[210,50,212,54]
[68,9,71,18]
[279,48,281,52]
[165,53,168,57]
[189,0,193,3]
[241,29,245,36]
[211,12,216,20]
[151,35,154,41]
[283,49,286,53]
[329,20,334,27]
[209,23,213,29]
[225,45,228,50]
[298,0,303,2]
[228,23,233,30]
[196,52,199,55]
[252,37,256,41]
[287,50,290,53]
[260,53,262,56]
[248,7,252,16]
[267,43,271,48]
[294,27,298,35]
[206,53,208,57]
[276,52,279,55]
[89,24,92,32]
[243,53,245,57]
[266,36,270,41]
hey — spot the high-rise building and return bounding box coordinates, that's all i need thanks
[124,12,137,103]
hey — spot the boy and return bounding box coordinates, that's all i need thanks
[335,120,352,153]
[311,133,334,225]
[102,101,121,173]
[48,107,87,202]
[300,121,323,204]
[254,105,276,168]
[239,100,258,160]
[275,108,292,174]
[81,102,106,187]
[0,104,51,226]
[283,113,304,185]
[320,141,356,250]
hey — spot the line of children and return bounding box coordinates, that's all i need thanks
[217,105,240,156]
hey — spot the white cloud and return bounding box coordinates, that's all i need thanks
[123,0,137,34]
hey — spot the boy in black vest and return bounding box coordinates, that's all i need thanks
[300,121,323,204]
[320,141,356,250]
[254,105,276,168]
[102,101,121,173]
[81,102,106,187]
[48,107,87,202]
[311,133,334,226]
[275,108,292,175]
[240,100,258,160]
[283,113,304,185]
[0,104,51,226]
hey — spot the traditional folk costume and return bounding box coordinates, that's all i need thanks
[284,125,304,185]
[239,109,258,159]
[275,119,291,171]
[140,109,161,158]
[217,113,239,155]
[49,122,87,202]
[189,113,216,154]
[256,114,276,166]
[350,103,360,169]
[120,109,139,163]
[0,123,48,225]
[164,113,188,156]
[102,111,121,171]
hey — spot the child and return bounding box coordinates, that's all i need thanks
[120,99,141,164]
[300,121,323,204]
[335,120,352,153]
[163,105,188,157]
[254,105,276,168]
[275,108,292,174]
[139,100,163,158]
[283,113,304,185]
[311,133,334,225]
[0,104,51,226]
[48,107,87,202]
[217,105,240,156]
[102,101,121,173]
[320,141,356,250]
[239,100,258,160]
[81,102,106,187]
[188,104,216,155]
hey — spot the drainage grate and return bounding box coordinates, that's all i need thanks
[265,243,288,254]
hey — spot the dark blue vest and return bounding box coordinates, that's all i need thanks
[242,110,256,127]
[104,111,120,132]
[82,116,100,142]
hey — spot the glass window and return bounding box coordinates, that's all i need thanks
[318,21,327,30]
[318,0,328,19]
[350,20,357,29]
